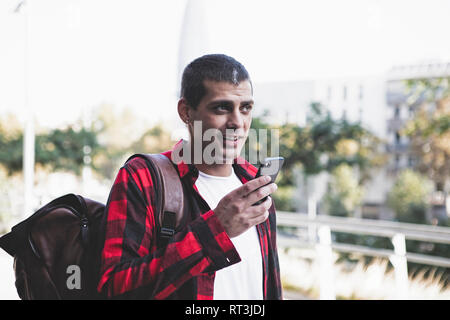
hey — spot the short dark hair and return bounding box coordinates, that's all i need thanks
[180,54,252,109]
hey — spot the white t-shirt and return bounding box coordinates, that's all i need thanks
[194,167,263,300]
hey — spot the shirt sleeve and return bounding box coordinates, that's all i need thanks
[97,158,240,299]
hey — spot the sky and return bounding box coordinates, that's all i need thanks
[1,0,450,129]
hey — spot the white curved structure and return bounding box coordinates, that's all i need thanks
[177,0,210,96]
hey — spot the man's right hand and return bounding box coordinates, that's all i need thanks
[213,175,277,238]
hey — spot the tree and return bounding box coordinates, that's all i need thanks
[129,123,174,155]
[0,114,24,174]
[36,124,100,175]
[0,167,13,231]
[0,115,100,176]
[387,169,433,224]
[323,164,364,217]
[402,78,450,192]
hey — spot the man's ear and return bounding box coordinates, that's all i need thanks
[177,98,191,124]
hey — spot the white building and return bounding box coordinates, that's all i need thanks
[254,75,387,139]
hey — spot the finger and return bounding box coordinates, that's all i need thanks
[243,196,273,219]
[234,175,272,199]
[244,183,277,207]
[248,209,270,226]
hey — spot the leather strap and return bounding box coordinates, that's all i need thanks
[148,154,184,223]
[124,153,185,242]
[142,154,185,235]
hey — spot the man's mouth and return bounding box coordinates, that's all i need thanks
[224,136,239,142]
[223,135,245,148]
[224,135,246,142]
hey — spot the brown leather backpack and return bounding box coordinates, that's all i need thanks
[0,153,185,300]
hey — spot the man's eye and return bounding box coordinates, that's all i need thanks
[215,105,229,111]
[241,105,253,112]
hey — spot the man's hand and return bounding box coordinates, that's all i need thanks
[213,175,277,238]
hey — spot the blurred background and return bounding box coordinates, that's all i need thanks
[0,0,449,299]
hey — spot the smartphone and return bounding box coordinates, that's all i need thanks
[252,157,284,206]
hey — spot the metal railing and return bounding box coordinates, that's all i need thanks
[276,211,450,299]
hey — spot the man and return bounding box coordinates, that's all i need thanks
[97,54,282,300]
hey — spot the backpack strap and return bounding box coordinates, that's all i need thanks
[126,153,185,245]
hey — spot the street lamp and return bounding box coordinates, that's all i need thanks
[15,0,35,217]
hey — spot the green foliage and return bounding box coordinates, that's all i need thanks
[387,169,433,223]
[0,167,13,231]
[129,124,176,155]
[0,133,23,174]
[36,125,100,175]
[0,118,100,176]
[0,114,23,174]
[323,164,364,217]
[402,78,450,191]
[270,185,297,212]
[405,77,450,104]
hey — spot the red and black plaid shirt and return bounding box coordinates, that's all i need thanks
[97,140,282,300]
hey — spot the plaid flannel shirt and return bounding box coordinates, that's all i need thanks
[97,140,282,299]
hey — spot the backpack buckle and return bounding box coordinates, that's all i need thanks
[80,217,90,246]
[160,211,176,239]
[160,227,175,238]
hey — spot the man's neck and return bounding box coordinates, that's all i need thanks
[194,163,233,177]
[184,139,235,177]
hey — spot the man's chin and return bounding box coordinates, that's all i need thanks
[221,146,241,163]
[201,141,244,164]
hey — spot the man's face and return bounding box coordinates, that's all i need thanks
[187,79,253,163]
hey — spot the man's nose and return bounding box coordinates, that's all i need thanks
[226,108,245,129]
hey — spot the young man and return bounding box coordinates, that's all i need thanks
[97,54,282,300]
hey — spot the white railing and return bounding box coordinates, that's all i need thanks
[276,211,450,300]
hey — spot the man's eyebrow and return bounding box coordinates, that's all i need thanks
[206,99,254,107]
[206,100,234,107]
[241,100,254,105]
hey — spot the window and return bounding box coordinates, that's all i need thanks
[359,85,363,100]
[395,155,401,168]
[343,86,347,101]
[394,106,400,119]
[408,105,414,118]
[395,131,401,144]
